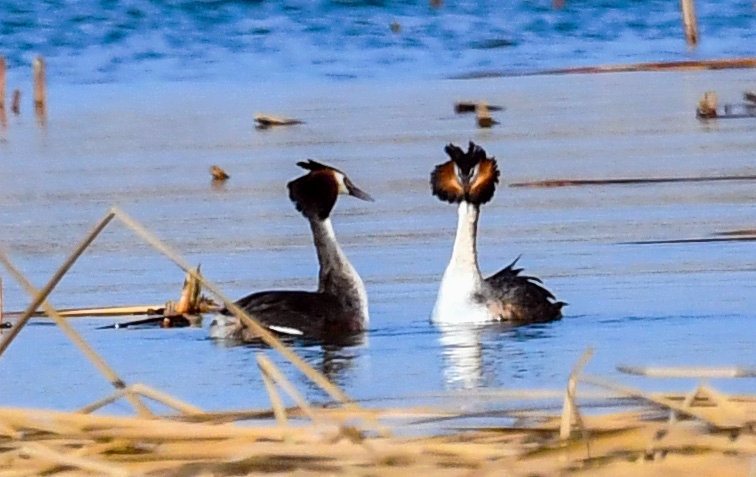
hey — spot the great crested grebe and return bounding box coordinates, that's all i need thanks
[430,142,564,324]
[209,160,373,342]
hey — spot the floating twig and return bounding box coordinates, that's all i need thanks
[714,229,756,237]
[509,174,756,188]
[254,113,304,129]
[454,101,504,114]
[618,366,756,379]
[621,236,756,245]
[452,57,756,79]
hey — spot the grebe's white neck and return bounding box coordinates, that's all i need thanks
[432,201,488,323]
[310,217,369,324]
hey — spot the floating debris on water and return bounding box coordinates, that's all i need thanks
[210,165,230,182]
[510,174,756,188]
[454,101,504,114]
[254,113,304,129]
[476,103,498,128]
[696,91,718,118]
[696,90,756,119]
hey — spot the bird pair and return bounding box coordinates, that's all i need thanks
[209,142,564,343]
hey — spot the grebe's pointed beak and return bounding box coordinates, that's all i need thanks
[344,177,374,202]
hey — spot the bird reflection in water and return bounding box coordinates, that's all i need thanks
[210,332,365,392]
[437,323,554,389]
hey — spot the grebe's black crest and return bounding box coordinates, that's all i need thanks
[431,142,499,205]
[288,160,373,220]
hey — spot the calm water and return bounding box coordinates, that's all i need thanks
[1,0,755,84]
[0,69,753,413]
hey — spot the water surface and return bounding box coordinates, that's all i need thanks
[0,70,753,414]
[1,0,755,84]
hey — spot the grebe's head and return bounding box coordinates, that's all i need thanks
[430,141,499,205]
[287,160,374,220]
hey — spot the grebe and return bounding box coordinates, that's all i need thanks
[430,142,564,324]
[209,160,373,342]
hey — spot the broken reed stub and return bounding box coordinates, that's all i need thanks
[210,165,230,181]
[0,56,5,110]
[11,90,20,115]
[680,0,699,47]
[33,57,46,109]
[455,101,503,114]
[254,113,304,129]
[696,91,717,119]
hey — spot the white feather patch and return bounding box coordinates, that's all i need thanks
[268,325,304,336]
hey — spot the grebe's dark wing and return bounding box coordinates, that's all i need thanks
[484,257,564,323]
[226,290,360,340]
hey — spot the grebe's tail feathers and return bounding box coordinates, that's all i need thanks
[296,159,332,172]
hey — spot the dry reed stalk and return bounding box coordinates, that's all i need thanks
[24,439,137,477]
[77,388,130,415]
[167,408,278,424]
[32,58,45,110]
[109,437,261,462]
[3,304,167,319]
[0,211,115,359]
[580,374,744,429]
[172,266,202,316]
[129,383,204,416]
[0,56,5,110]
[257,353,317,422]
[0,247,152,418]
[0,419,18,438]
[259,358,289,427]
[680,0,699,47]
[618,365,756,379]
[560,347,594,440]
[20,442,130,477]
[694,385,752,422]
[0,407,301,442]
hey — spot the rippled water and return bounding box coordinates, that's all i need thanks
[1,0,755,84]
[0,70,753,413]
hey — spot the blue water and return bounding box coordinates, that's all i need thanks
[1,0,755,84]
[0,72,754,415]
